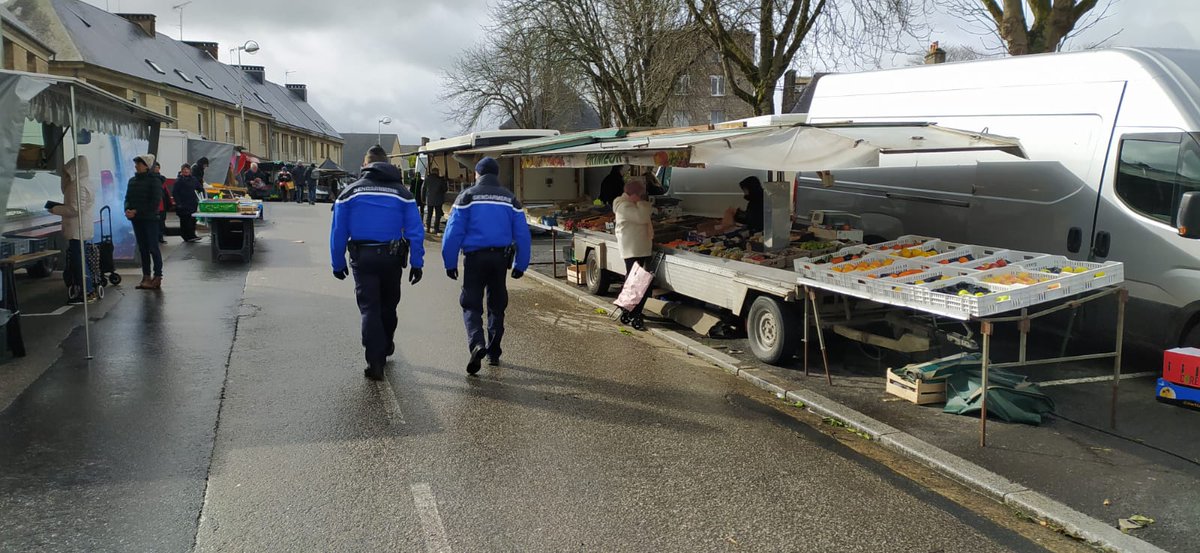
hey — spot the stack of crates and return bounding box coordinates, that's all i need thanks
[1158,347,1200,410]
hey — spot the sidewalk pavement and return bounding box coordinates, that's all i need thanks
[524,260,1192,553]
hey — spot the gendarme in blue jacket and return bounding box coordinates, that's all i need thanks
[441,173,531,271]
[330,162,425,272]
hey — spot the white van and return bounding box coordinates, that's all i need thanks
[796,48,1200,348]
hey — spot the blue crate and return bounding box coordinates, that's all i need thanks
[1157,378,1200,411]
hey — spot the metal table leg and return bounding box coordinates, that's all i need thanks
[980,321,993,447]
[1111,289,1128,429]
[803,287,810,378]
[807,287,833,386]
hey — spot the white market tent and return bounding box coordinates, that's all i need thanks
[0,69,170,359]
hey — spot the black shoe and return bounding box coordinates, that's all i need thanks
[364,363,385,381]
[631,316,646,331]
[487,356,500,366]
[67,296,84,305]
[467,346,486,375]
[386,342,395,357]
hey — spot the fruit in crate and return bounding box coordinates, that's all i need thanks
[933,282,994,296]
[894,247,937,258]
[981,272,1048,286]
[879,242,923,251]
[1043,265,1088,274]
[938,254,976,265]
[833,258,895,273]
[974,259,1009,270]
[798,241,836,251]
[879,269,926,278]
[820,253,863,265]
[912,275,950,284]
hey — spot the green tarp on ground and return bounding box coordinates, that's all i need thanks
[943,368,1055,425]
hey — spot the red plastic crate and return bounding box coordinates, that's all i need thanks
[1163,347,1200,389]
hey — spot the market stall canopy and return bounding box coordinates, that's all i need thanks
[516,127,762,169]
[319,157,342,172]
[509,123,1025,171]
[690,123,1026,172]
[0,69,171,141]
[459,128,630,157]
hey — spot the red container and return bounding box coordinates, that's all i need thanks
[1163,347,1200,389]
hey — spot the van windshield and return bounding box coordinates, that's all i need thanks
[1115,132,1200,225]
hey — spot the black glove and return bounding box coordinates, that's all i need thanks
[333,268,347,280]
[446,268,458,280]
[511,269,524,279]
[409,267,423,285]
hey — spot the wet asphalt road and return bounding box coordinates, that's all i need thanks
[2,204,1051,552]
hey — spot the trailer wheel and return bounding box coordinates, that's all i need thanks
[584,249,612,295]
[747,296,799,364]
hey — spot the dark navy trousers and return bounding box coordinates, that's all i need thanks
[351,247,403,366]
[460,249,508,358]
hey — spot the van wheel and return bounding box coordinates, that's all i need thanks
[747,296,799,365]
[585,249,612,295]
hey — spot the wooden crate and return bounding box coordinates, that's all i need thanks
[566,264,585,285]
[885,370,947,405]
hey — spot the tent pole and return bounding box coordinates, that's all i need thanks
[70,85,92,360]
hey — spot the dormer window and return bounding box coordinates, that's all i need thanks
[196,76,213,89]
[174,69,193,83]
[145,59,165,74]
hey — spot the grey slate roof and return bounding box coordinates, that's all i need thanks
[1,4,54,53]
[340,132,399,173]
[17,0,339,141]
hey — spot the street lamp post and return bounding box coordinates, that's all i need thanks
[377,116,392,147]
[229,40,259,66]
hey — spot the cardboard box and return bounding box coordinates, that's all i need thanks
[566,264,585,285]
[1163,347,1200,388]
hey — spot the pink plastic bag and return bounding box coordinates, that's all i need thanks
[613,261,653,312]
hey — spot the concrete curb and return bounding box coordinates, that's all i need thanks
[524,269,1166,553]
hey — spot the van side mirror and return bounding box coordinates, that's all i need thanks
[1178,191,1200,238]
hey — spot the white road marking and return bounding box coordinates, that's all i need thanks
[22,306,74,317]
[376,374,406,425]
[1037,371,1159,387]
[410,482,452,553]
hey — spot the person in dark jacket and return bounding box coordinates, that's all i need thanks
[442,157,532,374]
[735,175,765,233]
[306,163,318,205]
[243,162,269,199]
[423,167,448,234]
[599,165,625,205]
[191,157,209,186]
[410,171,425,221]
[126,154,164,290]
[294,163,309,203]
[330,145,425,381]
[173,163,205,243]
[152,162,173,244]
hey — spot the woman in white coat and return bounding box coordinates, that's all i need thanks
[49,156,96,303]
[613,176,653,330]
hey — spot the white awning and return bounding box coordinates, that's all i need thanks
[515,128,761,169]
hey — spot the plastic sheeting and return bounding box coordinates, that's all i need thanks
[0,74,52,243]
[942,369,1056,425]
[186,138,235,186]
[0,72,164,142]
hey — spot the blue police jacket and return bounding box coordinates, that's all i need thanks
[330,162,425,272]
[441,173,531,271]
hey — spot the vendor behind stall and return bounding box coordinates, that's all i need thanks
[599,165,625,205]
[733,176,765,233]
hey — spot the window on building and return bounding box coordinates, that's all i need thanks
[1115,133,1200,225]
[674,75,690,95]
[710,50,721,64]
[173,69,193,83]
[196,76,213,89]
[225,114,235,143]
[252,92,266,103]
[130,90,146,106]
[145,59,166,74]
[672,111,691,127]
[26,51,36,72]
[260,124,268,149]
[2,39,15,70]
[710,75,725,97]
[164,100,177,127]
[710,110,725,124]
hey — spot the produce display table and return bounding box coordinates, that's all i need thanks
[526,212,567,278]
[791,236,1128,446]
[193,212,258,262]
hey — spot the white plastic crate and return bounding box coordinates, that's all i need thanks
[881,239,964,261]
[794,244,874,276]
[811,253,904,289]
[1015,256,1124,296]
[868,266,977,303]
[914,276,1025,318]
[869,235,937,253]
[965,250,1047,271]
[925,245,1008,266]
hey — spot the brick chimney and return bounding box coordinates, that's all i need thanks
[782,70,797,114]
[924,41,946,65]
[184,41,219,60]
[117,13,156,37]
[286,83,307,102]
[237,65,265,84]
[421,137,430,146]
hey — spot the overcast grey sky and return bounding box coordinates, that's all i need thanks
[84,0,1198,143]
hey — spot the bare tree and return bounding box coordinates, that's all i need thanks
[441,28,583,132]
[948,0,1119,55]
[686,0,937,115]
[497,0,704,127]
